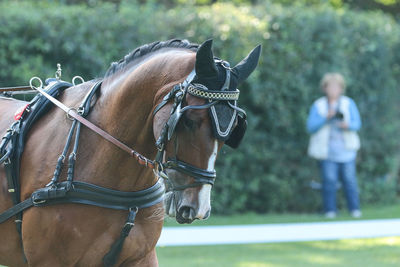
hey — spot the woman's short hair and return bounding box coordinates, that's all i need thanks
[320,73,346,92]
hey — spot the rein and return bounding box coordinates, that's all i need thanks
[0,86,33,92]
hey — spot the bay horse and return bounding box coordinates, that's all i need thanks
[0,39,260,266]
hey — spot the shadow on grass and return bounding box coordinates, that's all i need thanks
[157,237,400,267]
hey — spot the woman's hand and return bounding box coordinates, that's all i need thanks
[327,109,336,119]
[338,121,349,129]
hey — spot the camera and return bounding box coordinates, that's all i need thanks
[333,111,344,120]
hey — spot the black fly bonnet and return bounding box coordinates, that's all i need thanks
[156,60,246,147]
[202,60,247,148]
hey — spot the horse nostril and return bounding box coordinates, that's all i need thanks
[203,210,211,220]
[178,206,196,221]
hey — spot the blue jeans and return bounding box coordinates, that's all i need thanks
[319,160,360,213]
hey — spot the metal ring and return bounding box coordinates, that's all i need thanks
[29,77,43,90]
[72,76,85,86]
[66,107,78,121]
[220,61,231,69]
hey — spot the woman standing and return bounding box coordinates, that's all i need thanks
[307,73,362,218]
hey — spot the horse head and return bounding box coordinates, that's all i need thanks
[154,40,261,224]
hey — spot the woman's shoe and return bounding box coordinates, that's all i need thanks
[351,210,362,218]
[324,211,337,219]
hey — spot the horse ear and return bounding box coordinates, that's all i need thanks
[195,39,218,77]
[232,45,261,83]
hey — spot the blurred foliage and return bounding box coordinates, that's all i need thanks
[0,0,399,214]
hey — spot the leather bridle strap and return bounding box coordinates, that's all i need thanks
[163,159,216,185]
[31,82,155,169]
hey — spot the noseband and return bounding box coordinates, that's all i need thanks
[153,60,245,191]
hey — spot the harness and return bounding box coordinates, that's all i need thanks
[0,59,247,265]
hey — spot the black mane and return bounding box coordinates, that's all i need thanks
[104,39,199,78]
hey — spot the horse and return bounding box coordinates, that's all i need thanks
[0,39,260,266]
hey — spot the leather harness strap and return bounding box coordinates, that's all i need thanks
[32,81,156,169]
[0,179,165,224]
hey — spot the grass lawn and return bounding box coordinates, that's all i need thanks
[158,203,400,266]
[157,237,400,267]
[0,204,398,266]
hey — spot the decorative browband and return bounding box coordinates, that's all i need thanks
[187,84,240,101]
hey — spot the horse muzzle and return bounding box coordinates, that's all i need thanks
[163,185,212,224]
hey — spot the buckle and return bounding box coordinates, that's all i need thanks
[4,157,11,165]
[66,107,78,121]
[77,107,85,115]
[32,199,46,205]
[124,222,135,227]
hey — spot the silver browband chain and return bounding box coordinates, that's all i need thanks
[187,83,240,101]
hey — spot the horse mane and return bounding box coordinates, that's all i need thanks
[104,39,199,78]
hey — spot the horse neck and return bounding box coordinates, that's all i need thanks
[78,51,195,191]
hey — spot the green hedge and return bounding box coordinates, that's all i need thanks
[1,0,399,214]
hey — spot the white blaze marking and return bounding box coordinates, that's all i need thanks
[196,140,218,219]
[169,201,176,217]
[207,140,218,171]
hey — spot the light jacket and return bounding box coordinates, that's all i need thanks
[307,96,361,160]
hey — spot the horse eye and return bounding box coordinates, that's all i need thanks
[183,117,195,129]
[181,116,198,131]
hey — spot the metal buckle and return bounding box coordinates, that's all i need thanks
[33,199,46,205]
[69,152,77,161]
[4,157,11,165]
[77,107,85,115]
[153,163,169,180]
[6,127,15,136]
[66,107,78,121]
[129,207,138,213]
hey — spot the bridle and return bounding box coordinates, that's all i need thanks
[153,59,246,191]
